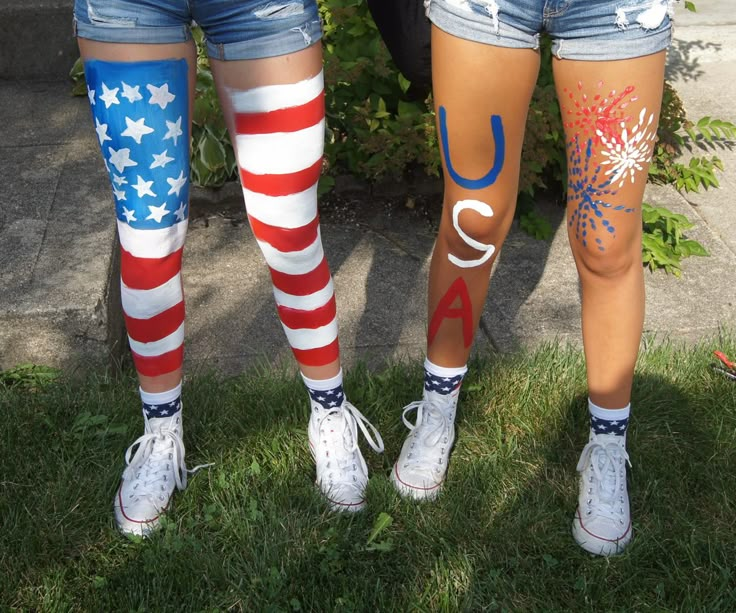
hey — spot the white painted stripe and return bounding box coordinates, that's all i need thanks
[228,72,323,113]
[273,279,334,311]
[128,322,185,356]
[236,121,324,175]
[256,231,323,275]
[121,273,183,320]
[243,183,318,229]
[117,219,188,259]
[281,319,338,351]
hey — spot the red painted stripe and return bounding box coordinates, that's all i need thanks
[124,301,185,343]
[121,247,183,291]
[235,93,324,135]
[291,338,340,367]
[269,257,331,296]
[131,346,184,377]
[239,158,322,197]
[277,296,336,330]
[248,214,320,253]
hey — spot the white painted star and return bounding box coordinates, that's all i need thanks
[95,118,111,146]
[146,203,170,223]
[326,390,334,395]
[132,175,156,198]
[121,81,143,103]
[107,147,137,173]
[112,175,127,186]
[169,401,178,407]
[317,395,326,402]
[87,86,96,106]
[163,117,183,146]
[442,386,450,392]
[610,420,619,426]
[121,116,154,144]
[329,401,337,407]
[99,82,120,108]
[113,188,126,201]
[151,149,175,169]
[121,206,137,223]
[159,408,169,416]
[147,82,176,109]
[166,170,187,196]
[148,404,158,412]
[619,424,626,430]
[174,201,187,221]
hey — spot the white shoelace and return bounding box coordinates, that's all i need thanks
[315,401,384,476]
[400,400,453,469]
[577,436,631,523]
[122,414,211,507]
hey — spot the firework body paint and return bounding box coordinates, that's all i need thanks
[563,82,657,252]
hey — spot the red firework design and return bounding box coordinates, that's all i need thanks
[563,81,638,146]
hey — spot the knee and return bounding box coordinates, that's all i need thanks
[441,198,509,265]
[573,235,641,279]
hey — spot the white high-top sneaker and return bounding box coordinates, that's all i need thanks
[114,411,188,536]
[572,432,633,556]
[391,390,458,501]
[308,399,384,512]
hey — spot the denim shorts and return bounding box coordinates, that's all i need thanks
[426,0,673,60]
[73,0,322,60]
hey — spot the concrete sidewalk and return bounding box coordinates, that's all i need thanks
[0,0,734,376]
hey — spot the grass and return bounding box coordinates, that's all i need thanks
[1,337,735,611]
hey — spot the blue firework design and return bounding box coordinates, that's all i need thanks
[567,136,635,251]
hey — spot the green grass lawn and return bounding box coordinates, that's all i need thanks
[2,337,735,611]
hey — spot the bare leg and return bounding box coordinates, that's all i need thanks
[553,52,666,409]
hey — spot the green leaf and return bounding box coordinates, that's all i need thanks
[366,512,393,544]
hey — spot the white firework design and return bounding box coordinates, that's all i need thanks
[598,108,657,188]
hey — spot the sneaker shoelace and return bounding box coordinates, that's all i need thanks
[400,400,452,470]
[576,437,631,524]
[316,401,384,480]
[122,415,211,509]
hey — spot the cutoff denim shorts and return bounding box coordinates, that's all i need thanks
[73,0,322,60]
[426,0,674,60]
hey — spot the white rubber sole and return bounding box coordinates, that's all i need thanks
[572,509,632,556]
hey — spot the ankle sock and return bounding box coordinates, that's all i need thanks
[140,382,182,419]
[302,369,345,410]
[424,358,467,397]
[589,398,630,437]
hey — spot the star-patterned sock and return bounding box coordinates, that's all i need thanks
[140,382,182,419]
[589,398,630,437]
[302,370,345,410]
[423,358,467,398]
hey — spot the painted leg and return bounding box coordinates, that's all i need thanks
[554,51,666,555]
[392,27,540,500]
[79,39,198,536]
[211,46,383,512]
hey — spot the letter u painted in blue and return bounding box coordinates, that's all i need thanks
[439,105,505,190]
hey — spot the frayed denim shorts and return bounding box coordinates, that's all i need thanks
[426,0,673,60]
[73,0,322,60]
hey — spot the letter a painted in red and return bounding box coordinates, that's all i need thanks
[427,277,473,349]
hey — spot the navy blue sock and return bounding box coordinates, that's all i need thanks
[589,399,630,437]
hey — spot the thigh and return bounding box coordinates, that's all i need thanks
[553,51,666,256]
[432,25,540,248]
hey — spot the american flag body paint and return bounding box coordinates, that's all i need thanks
[84,59,190,377]
[228,72,340,367]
